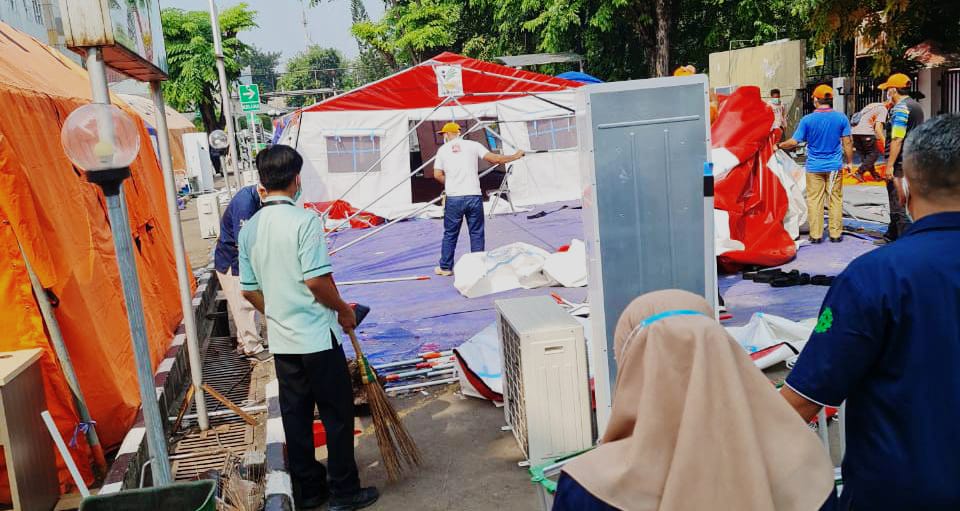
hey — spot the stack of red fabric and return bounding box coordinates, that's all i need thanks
[304,200,385,230]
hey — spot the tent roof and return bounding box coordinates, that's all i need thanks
[302,52,582,113]
[117,93,197,131]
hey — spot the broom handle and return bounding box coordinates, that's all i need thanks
[347,330,364,359]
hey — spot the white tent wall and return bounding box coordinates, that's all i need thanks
[495,94,581,206]
[291,93,583,216]
[296,109,411,215]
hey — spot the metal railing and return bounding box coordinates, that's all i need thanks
[943,69,960,115]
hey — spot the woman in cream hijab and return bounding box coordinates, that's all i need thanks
[555,290,834,511]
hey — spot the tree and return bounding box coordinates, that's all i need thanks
[351,0,461,67]
[672,0,811,75]
[278,46,347,107]
[240,46,282,93]
[161,4,257,133]
[803,0,960,76]
[349,0,397,85]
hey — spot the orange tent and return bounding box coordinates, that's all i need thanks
[0,23,187,500]
[117,92,197,174]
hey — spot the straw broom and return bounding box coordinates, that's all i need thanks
[348,330,423,481]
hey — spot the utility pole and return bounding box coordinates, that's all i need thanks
[207,0,242,195]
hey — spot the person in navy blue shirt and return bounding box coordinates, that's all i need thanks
[779,84,854,244]
[782,114,960,510]
[214,184,269,359]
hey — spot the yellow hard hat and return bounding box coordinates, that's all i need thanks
[878,73,911,90]
[673,65,696,76]
[438,122,461,134]
[812,84,834,100]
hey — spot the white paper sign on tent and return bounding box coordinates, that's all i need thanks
[434,65,464,97]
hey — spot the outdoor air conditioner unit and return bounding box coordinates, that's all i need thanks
[196,192,222,239]
[495,296,592,467]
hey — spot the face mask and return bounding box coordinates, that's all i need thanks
[771,98,781,105]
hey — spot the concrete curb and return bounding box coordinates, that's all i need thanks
[264,378,294,511]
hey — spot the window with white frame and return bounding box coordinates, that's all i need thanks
[526,116,577,151]
[326,134,382,173]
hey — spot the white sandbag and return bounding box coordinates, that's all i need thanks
[453,243,557,298]
[542,239,588,288]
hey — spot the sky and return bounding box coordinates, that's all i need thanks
[162,0,385,61]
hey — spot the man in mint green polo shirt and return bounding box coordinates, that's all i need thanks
[239,145,378,511]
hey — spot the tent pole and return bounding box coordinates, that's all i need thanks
[85,46,173,486]
[17,242,107,479]
[449,65,568,90]
[319,95,455,218]
[450,96,529,153]
[325,113,493,234]
[330,162,504,256]
[208,0,241,196]
[521,92,576,114]
[150,81,210,431]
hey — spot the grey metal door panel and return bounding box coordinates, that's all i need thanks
[579,78,710,403]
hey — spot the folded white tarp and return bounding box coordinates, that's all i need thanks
[843,185,890,224]
[453,240,587,298]
[456,315,594,402]
[725,312,817,369]
[454,322,503,401]
[770,150,808,239]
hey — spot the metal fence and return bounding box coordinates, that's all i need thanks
[943,69,960,115]
[853,74,920,113]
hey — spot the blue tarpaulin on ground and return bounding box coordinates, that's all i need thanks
[328,200,878,365]
[330,203,586,364]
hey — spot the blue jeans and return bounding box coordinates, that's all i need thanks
[439,195,485,270]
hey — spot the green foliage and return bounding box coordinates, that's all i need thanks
[278,46,348,107]
[161,4,257,132]
[240,46,282,93]
[348,0,396,85]
[328,0,954,87]
[352,0,462,66]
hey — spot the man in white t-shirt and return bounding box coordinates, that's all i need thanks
[850,101,889,181]
[433,122,525,276]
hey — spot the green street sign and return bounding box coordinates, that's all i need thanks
[238,84,260,112]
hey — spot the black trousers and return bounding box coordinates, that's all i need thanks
[885,164,912,241]
[274,340,360,500]
[852,134,880,177]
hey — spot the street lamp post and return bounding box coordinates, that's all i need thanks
[207,0,242,196]
[61,48,172,485]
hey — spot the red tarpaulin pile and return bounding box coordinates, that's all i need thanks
[712,86,807,273]
[304,200,385,230]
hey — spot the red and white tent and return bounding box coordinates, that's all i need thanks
[280,52,584,216]
[712,86,807,270]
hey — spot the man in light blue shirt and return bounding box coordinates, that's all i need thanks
[239,145,378,511]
